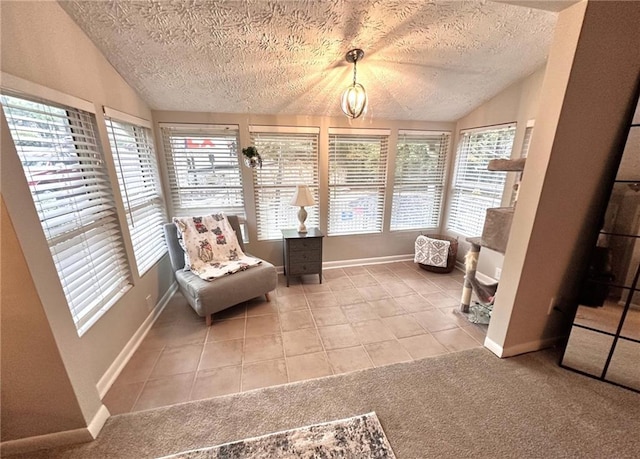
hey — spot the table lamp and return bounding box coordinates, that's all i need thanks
[290,184,315,233]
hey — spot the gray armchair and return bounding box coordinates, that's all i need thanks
[163,216,277,325]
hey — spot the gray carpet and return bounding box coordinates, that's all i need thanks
[10,348,640,458]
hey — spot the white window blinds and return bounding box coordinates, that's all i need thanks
[391,131,450,231]
[161,124,245,216]
[328,129,389,235]
[105,113,167,276]
[447,124,516,236]
[250,126,319,240]
[521,126,534,158]
[1,93,131,335]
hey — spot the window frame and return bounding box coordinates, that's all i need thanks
[160,123,245,218]
[250,125,320,240]
[1,89,131,336]
[390,130,451,231]
[104,107,168,277]
[447,123,517,237]
[327,128,390,236]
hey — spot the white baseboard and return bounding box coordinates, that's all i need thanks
[484,335,562,358]
[96,282,178,398]
[0,404,110,456]
[322,254,414,269]
[275,254,415,275]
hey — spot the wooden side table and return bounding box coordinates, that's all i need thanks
[281,228,324,287]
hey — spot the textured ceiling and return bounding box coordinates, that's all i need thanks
[59,0,558,122]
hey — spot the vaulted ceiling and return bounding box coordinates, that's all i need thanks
[59,0,560,121]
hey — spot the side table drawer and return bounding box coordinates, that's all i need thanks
[288,237,321,252]
[288,261,322,276]
[290,250,321,263]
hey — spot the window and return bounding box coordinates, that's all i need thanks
[447,124,516,236]
[328,128,390,235]
[161,124,244,216]
[520,124,534,158]
[391,130,450,231]
[250,126,319,240]
[104,109,167,276]
[1,92,130,335]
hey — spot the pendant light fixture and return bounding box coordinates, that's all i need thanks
[341,48,368,119]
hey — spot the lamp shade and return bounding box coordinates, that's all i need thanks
[290,184,315,207]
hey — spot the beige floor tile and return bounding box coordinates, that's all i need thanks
[344,266,368,276]
[199,339,243,370]
[394,294,433,313]
[323,268,347,279]
[352,319,396,344]
[286,352,333,382]
[357,285,389,301]
[370,271,400,283]
[112,348,162,386]
[191,366,241,400]
[213,303,247,320]
[412,310,459,333]
[348,273,379,287]
[303,283,331,293]
[364,340,412,366]
[245,314,280,337]
[394,268,425,279]
[276,284,305,296]
[382,315,426,339]
[149,344,202,378]
[208,318,245,342]
[424,293,460,309]
[368,298,405,317]
[327,346,374,374]
[366,264,392,274]
[311,307,349,327]
[432,328,482,352]
[326,277,355,292]
[430,278,464,290]
[282,329,324,356]
[335,289,365,307]
[133,372,195,411]
[276,294,308,312]
[242,359,287,391]
[442,288,464,299]
[318,324,360,350]
[461,324,488,344]
[399,334,449,359]
[103,382,144,415]
[404,279,442,295]
[438,307,474,328]
[280,310,315,331]
[166,320,209,346]
[246,299,278,316]
[382,281,416,297]
[243,335,284,363]
[342,303,379,323]
[137,324,172,351]
[306,291,339,309]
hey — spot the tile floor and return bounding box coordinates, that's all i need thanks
[103,261,487,414]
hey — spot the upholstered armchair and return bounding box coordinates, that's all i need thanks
[163,215,277,325]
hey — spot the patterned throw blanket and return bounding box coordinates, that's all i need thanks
[414,235,450,268]
[174,214,261,281]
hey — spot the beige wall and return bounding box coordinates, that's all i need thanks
[152,111,455,266]
[487,0,640,355]
[1,0,175,438]
[0,199,86,441]
[442,67,546,279]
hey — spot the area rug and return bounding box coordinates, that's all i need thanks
[159,412,395,458]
